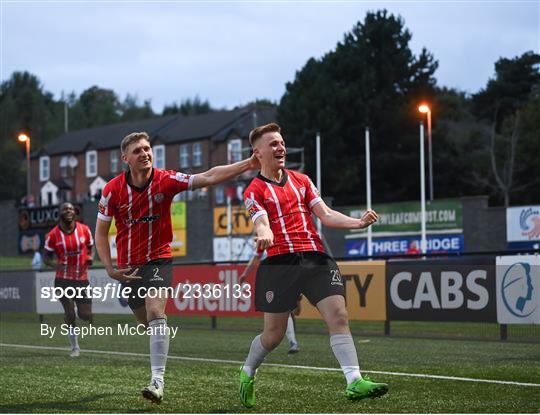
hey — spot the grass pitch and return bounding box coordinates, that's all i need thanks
[0,314,539,413]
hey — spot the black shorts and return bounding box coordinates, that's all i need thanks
[123,258,173,310]
[54,279,92,305]
[255,251,344,313]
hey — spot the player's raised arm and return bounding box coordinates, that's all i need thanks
[190,154,260,190]
[311,201,378,230]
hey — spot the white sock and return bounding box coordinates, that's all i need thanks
[285,315,297,345]
[330,333,361,385]
[243,334,270,377]
[149,318,169,384]
[68,326,79,349]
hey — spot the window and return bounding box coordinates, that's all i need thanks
[192,143,202,167]
[179,144,189,169]
[39,156,50,182]
[85,150,97,177]
[215,186,224,204]
[228,139,242,163]
[59,156,68,178]
[153,145,165,169]
[110,150,119,173]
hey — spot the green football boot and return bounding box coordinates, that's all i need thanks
[345,375,388,400]
[239,366,256,408]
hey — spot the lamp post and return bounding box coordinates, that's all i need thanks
[418,104,433,201]
[18,133,31,198]
[419,122,427,254]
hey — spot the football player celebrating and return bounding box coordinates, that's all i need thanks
[238,123,388,407]
[44,202,94,357]
[95,132,259,404]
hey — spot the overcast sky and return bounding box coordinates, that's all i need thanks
[1,1,538,112]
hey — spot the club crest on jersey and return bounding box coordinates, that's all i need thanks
[79,237,86,244]
[266,291,274,303]
[299,186,306,197]
[154,193,164,203]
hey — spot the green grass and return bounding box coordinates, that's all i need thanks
[0,255,35,270]
[0,256,105,270]
[0,313,539,413]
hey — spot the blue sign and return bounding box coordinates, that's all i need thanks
[346,234,463,257]
[507,241,540,251]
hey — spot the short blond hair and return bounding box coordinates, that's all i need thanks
[248,123,281,146]
[121,132,150,153]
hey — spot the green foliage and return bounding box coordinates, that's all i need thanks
[469,52,540,205]
[120,94,155,122]
[278,10,438,205]
[0,72,64,200]
[162,95,215,116]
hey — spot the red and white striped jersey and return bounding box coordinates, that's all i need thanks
[44,222,94,280]
[244,169,325,257]
[97,168,193,267]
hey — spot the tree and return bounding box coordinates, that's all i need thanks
[120,94,155,122]
[0,71,64,201]
[71,86,121,128]
[162,96,214,116]
[278,10,438,205]
[471,52,540,206]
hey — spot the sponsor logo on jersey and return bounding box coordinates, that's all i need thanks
[248,206,259,218]
[173,172,190,183]
[330,269,343,286]
[125,214,161,225]
[245,197,255,209]
[98,193,113,215]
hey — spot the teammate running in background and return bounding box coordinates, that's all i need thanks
[44,202,94,357]
[240,248,300,354]
[238,123,388,408]
[95,132,259,404]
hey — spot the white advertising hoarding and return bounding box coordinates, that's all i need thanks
[496,255,540,324]
[506,206,540,242]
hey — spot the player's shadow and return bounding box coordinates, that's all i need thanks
[0,393,116,412]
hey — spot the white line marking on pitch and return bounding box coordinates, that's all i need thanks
[1,342,539,388]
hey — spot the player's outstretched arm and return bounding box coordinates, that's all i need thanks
[191,154,260,190]
[95,218,141,282]
[312,201,378,230]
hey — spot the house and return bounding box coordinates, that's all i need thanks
[30,105,278,207]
